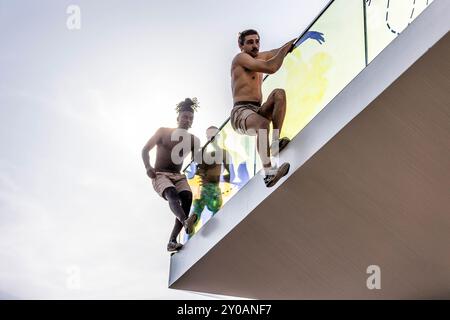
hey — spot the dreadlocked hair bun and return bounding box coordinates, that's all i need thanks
[175,97,200,113]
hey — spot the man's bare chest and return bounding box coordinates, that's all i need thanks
[159,132,191,151]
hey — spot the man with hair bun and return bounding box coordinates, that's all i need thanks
[142,98,201,252]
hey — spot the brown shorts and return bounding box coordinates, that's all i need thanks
[230,102,261,135]
[152,172,192,199]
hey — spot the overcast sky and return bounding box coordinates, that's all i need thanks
[0,0,329,299]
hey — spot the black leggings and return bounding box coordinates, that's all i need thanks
[163,187,193,242]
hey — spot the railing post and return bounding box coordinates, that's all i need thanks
[363,0,369,66]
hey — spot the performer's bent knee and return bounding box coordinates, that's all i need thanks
[163,187,179,201]
[274,88,286,100]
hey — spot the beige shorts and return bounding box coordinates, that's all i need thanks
[230,103,261,135]
[152,172,192,199]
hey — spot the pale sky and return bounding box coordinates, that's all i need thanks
[0,0,329,299]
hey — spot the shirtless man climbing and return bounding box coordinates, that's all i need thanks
[142,98,201,252]
[230,29,295,187]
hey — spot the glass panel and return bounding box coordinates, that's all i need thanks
[366,0,434,63]
[262,0,366,140]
